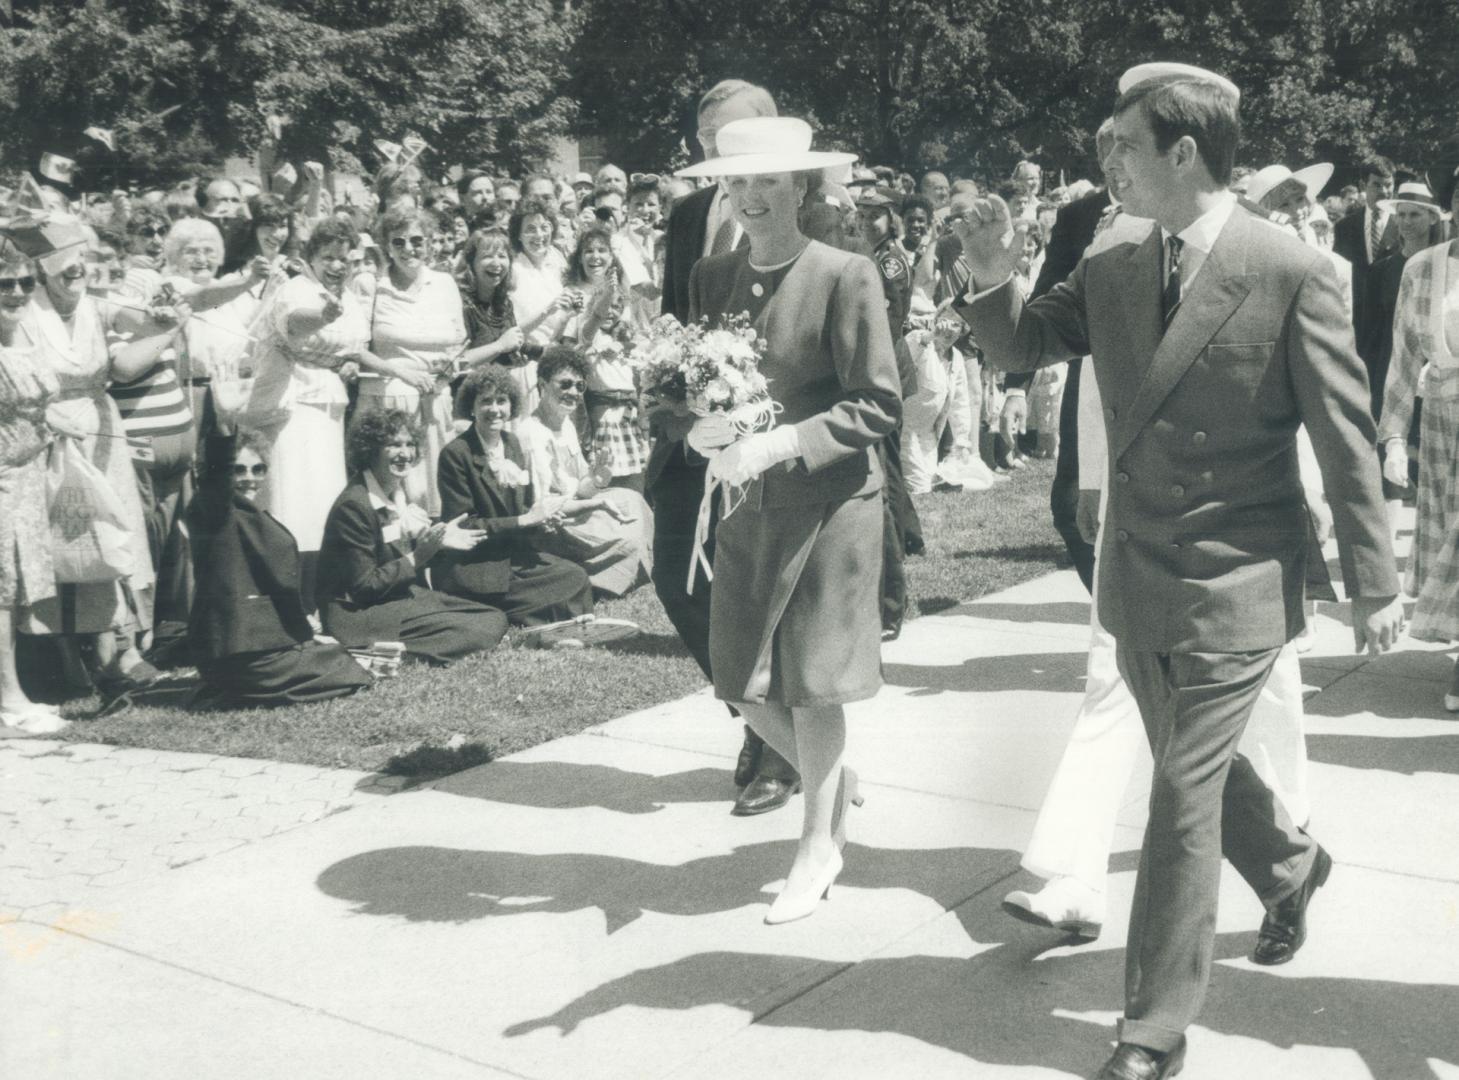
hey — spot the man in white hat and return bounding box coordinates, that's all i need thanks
[955,63,1403,1080]
[651,79,801,818]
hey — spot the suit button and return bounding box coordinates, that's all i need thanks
[1116,529,1130,541]
[1170,484,1185,497]
[1192,431,1208,445]
[1104,407,1116,421]
[1116,471,1130,483]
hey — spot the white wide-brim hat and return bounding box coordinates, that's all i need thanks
[1119,62,1241,102]
[676,118,857,179]
[1379,181,1450,219]
[1245,163,1334,205]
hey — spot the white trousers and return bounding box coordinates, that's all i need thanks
[1021,493,1311,890]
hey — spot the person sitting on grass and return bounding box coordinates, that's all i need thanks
[517,346,653,598]
[433,365,595,627]
[187,407,372,710]
[317,408,509,665]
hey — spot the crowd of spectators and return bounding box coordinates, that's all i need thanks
[3,131,1456,733]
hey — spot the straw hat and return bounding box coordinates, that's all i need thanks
[1119,62,1241,102]
[676,118,856,179]
[1378,181,1449,219]
[1244,163,1334,205]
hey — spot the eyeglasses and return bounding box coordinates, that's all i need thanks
[593,207,619,222]
[59,265,89,282]
[0,275,36,294]
[629,173,661,186]
[136,225,169,239]
[389,235,429,250]
[553,377,586,391]
[231,463,269,478]
[88,266,127,283]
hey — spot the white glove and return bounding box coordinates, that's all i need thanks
[1382,440,1409,489]
[708,426,802,487]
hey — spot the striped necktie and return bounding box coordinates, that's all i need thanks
[1162,235,1183,331]
[1368,210,1382,261]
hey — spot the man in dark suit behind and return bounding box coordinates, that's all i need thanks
[1333,155,1398,356]
[1025,120,1117,591]
[957,66,1404,1079]
[652,79,800,817]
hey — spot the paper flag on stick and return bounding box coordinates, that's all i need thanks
[84,126,115,152]
[39,152,76,184]
[265,114,287,140]
[400,135,428,166]
[373,139,403,165]
[15,173,48,211]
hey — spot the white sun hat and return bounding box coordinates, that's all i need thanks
[676,117,857,179]
[1244,163,1335,205]
[1379,181,1449,219]
[1119,62,1241,102]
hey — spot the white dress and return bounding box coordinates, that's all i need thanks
[244,276,358,552]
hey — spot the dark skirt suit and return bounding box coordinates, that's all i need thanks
[433,428,594,627]
[688,241,902,706]
[316,480,509,664]
[186,436,372,709]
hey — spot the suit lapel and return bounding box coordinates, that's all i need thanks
[1113,209,1256,458]
[1105,228,1164,413]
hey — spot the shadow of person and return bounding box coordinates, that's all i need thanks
[946,601,1092,627]
[1307,732,1459,776]
[502,908,1459,1078]
[315,839,1023,935]
[427,760,737,813]
[883,650,1087,697]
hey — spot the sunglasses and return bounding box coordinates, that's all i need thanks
[136,225,169,239]
[231,463,269,478]
[389,235,429,250]
[0,275,36,294]
[553,377,586,391]
[592,207,620,222]
[59,265,89,282]
[629,173,661,186]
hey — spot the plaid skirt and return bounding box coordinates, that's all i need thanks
[588,401,650,478]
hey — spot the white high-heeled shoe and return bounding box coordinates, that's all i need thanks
[764,848,843,925]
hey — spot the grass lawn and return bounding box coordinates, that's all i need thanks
[51,458,1063,774]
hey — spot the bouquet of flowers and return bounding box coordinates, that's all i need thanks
[635,312,774,426]
[631,313,782,591]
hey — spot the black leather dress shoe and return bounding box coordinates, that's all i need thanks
[733,728,762,789]
[731,774,800,816]
[1091,1038,1185,1079]
[1252,843,1332,965]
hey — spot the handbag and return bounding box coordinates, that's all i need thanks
[47,438,135,583]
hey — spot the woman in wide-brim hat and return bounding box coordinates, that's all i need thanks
[1377,178,1459,710]
[676,117,902,924]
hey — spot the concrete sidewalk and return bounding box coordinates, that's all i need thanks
[4,544,1458,1078]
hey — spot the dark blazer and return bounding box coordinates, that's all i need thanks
[686,241,901,509]
[1032,188,1111,300]
[959,204,1399,652]
[1334,207,1400,346]
[661,185,717,324]
[1361,249,1410,421]
[433,427,538,596]
[187,435,313,661]
[316,480,431,640]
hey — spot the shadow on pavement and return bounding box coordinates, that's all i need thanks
[884,651,1087,696]
[950,601,1092,627]
[501,906,1459,1079]
[316,839,1021,935]
[427,759,736,813]
[1308,732,1459,776]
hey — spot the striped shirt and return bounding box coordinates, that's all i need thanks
[110,360,192,438]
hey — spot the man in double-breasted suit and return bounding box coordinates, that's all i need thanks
[650,79,801,817]
[956,66,1404,1080]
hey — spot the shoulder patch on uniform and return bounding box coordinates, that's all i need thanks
[879,253,907,279]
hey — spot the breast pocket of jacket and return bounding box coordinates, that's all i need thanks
[1200,342,1278,396]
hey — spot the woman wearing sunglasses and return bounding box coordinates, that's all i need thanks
[186,401,371,709]
[517,346,652,597]
[352,205,469,517]
[0,245,68,732]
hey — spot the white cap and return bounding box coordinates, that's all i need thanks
[1119,62,1240,103]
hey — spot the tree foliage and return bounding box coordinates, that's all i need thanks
[572,0,1459,183]
[0,0,579,187]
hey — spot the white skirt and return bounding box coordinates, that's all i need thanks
[258,400,347,551]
